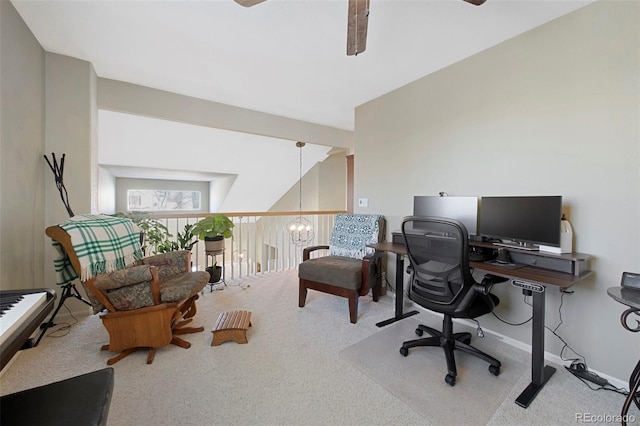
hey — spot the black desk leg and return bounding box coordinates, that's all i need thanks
[376,252,419,328]
[515,288,556,408]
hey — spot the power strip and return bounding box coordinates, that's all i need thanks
[566,366,609,387]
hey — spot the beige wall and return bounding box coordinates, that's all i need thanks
[354,0,639,382]
[269,151,347,213]
[318,152,348,210]
[1,1,45,291]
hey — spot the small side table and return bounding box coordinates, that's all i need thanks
[607,286,640,425]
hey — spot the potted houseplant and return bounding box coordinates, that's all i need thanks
[176,223,198,251]
[206,259,223,284]
[156,223,198,253]
[192,214,234,253]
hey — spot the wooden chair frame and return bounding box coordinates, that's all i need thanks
[299,245,383,324]
[46,225,206,365]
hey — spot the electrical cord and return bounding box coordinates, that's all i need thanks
[394,261,639,401]
[45,304,78,339]
[491,293,533,326]
[492,288,636,398]
[547,291,638,399]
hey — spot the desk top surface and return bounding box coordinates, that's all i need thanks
[368,242,592,289]
[607,287,640,309]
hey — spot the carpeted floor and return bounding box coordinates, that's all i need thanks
[340,316,529,425]
[0,270,634,425]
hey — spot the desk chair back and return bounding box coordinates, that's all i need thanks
[399,216,502,386]
[402,216,492,318]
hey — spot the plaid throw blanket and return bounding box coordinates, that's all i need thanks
[52,214,142,285]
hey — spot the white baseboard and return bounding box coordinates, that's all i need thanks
[404,300,629,391]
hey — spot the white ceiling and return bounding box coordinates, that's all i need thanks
[11,0,596,212]
[12,0,595,131]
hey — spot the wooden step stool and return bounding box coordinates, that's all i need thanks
[211,310,252,346]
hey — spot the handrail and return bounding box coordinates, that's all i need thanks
[142,210,347,219]
[134,211,346,282]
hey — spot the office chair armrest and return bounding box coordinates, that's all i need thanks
[303,245,329,261]
[474,274,509,296]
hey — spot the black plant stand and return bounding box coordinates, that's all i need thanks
[206,248,225,292]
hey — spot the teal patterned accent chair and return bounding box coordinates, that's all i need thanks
[298,213,385,324]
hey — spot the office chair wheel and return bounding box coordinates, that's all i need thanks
[445,374,456,386]
[415,328,424,337]
[489,365,500,376]
[399,346,409,357]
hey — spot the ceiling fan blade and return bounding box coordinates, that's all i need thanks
[463,0,487,5]
[346,0,369,56]
[234,0,267,7]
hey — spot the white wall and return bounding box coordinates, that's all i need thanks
[98,166,116,214]
[354,0,639,382]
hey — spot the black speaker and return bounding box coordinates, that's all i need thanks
[621,272,640,290]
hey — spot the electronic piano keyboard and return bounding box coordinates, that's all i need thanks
[0,289,56,371]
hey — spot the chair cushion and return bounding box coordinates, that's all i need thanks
[142,250,190,276]
[329,214,383,259]
[89,265,155,313]
[103,281,156,312]
[298,256,363,290]
[159,270,209,303]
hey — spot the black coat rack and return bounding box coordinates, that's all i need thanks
[36,153,90,346]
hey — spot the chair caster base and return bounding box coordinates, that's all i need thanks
[489,364,500,376]
[445,374,456,386]
[399,346,409,357]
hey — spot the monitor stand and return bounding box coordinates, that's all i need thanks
[494,240,539,251]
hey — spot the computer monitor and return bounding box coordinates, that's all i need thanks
[413,196,479,236]
[478,196,562,250]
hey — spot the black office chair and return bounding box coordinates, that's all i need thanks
[399,216,503,386]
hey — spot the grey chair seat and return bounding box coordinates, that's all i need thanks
[298,256,362,290]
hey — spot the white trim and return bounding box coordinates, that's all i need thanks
[403,299,629,391]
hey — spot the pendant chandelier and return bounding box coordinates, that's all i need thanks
[288,142,314,246]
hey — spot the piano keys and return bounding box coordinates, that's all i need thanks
[0,289,56,371]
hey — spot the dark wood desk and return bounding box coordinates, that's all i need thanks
[368,241,593,409]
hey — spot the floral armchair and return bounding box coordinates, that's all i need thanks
[46,216,209,365]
